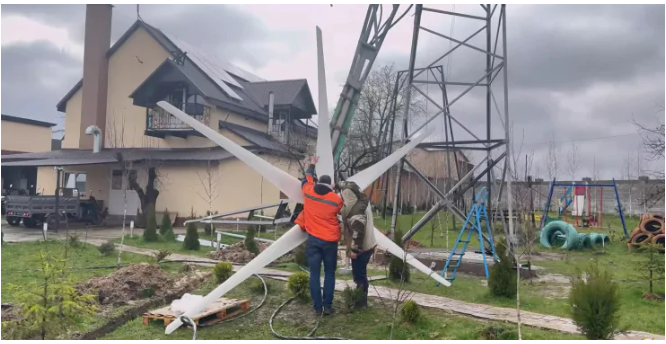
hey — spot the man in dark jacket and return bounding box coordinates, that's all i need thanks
[301,156,343,316]
[338,179,376,309]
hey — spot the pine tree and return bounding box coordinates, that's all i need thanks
[245,225,259,255]
[183,222,200,251]
[488,239,517,299]
[160,209,175,241]
[388,227,410,283]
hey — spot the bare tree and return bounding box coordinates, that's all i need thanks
[196,152,220,237]
[342,63,425,175]
[545,133,559,181]
[633,103,665,209]
[566,142,581,182]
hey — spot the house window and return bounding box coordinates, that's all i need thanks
[167,88,186,110]
[111,169,137,190]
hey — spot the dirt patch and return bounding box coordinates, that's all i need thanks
[642,292,665,301]
[209,241,271,263]
[1,304,19,322]
[77,264,174,305]
[529,251,565,261]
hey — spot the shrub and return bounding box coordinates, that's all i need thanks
[143,210,158,242]
[250,277,268,294]
[245,225,259,255]
[478,325,518,340]
[388,228,410,283]
[569,263,622,340]
[293,244,307,268]
[67,232,81,248]
[160,209,172,235]
[214,261,234,283]
[153,250,171,263]
[97,241,115,256]
[287,272,310,301]
[400,300,421,324]
[183,222,200,251]
[342,286,365,313]
[488,240,516,299]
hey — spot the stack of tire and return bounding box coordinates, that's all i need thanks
[628,214,665,252]
[540,220,610,250]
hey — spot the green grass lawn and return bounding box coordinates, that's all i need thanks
[101,277,582,340]
[365,240,665,335]
[0,240,165,303]
[1,240,187,338]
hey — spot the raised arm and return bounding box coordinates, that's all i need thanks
[302,156,319,188]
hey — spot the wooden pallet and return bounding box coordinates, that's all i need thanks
[142,297,250,327]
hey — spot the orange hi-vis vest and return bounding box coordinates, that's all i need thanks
[301,166,343,242]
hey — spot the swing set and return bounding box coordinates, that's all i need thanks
[539,178,628,238]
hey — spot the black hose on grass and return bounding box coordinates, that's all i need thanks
[269,297,349,340]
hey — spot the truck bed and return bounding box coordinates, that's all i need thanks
[5,195,80,217]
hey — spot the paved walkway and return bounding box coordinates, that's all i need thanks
[85,241,664,340]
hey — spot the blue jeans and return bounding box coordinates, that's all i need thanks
[306,234,338,312]
[351,249,374,291]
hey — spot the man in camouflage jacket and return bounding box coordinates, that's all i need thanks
[338,180,376,308]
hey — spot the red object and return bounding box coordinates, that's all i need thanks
[574,186,586,195]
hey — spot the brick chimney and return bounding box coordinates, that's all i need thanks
[79,4,112,150]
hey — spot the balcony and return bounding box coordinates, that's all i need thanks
[146,102,211,138]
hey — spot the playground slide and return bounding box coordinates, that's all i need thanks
[559,186,573,215]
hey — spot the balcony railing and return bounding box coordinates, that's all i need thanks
[147,103,211,131]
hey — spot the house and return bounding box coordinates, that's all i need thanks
[1,114,57,196]
[1,5,317,224]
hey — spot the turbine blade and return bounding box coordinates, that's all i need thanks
[165,225,308,334]
[349,126,435,190]
[157,101,303,202]
[315,26,335,178]
[366,208,451,287]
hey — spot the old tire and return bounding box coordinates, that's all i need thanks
[577,234,592,249]
[46,213,67,230]
[652,234,665,249]
[540,221,578,250]
[630,232,653,245]
[6,216,21,226]
[640,217,664,235]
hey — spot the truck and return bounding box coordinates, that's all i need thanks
[4,188,104,229]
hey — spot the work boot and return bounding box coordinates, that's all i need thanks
[323,307,335,316]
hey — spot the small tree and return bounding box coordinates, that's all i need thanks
[569,263,622,340]
[160,208,172,235]
[245,225,260,255]
[143,209,158,242]
[3,250,97,340]
[488,240,517,299]
[213,261,233,283]
[388,228,410,283]
[287,272,310,301]
[638,243,665,298]
[183,222,200,251]
[160,209,175,242]
[399,300,421,324]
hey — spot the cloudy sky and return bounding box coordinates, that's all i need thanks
[1,4,664,180]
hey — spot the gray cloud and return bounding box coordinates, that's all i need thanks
[1,41,81,133]
[1,4,663,179]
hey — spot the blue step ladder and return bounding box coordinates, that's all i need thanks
[438,187,497,285]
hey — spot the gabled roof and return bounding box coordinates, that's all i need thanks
[1,114,56,128]
[56,20,317,120]
[242,79,317,113]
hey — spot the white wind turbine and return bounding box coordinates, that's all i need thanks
[157,27,450,335]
